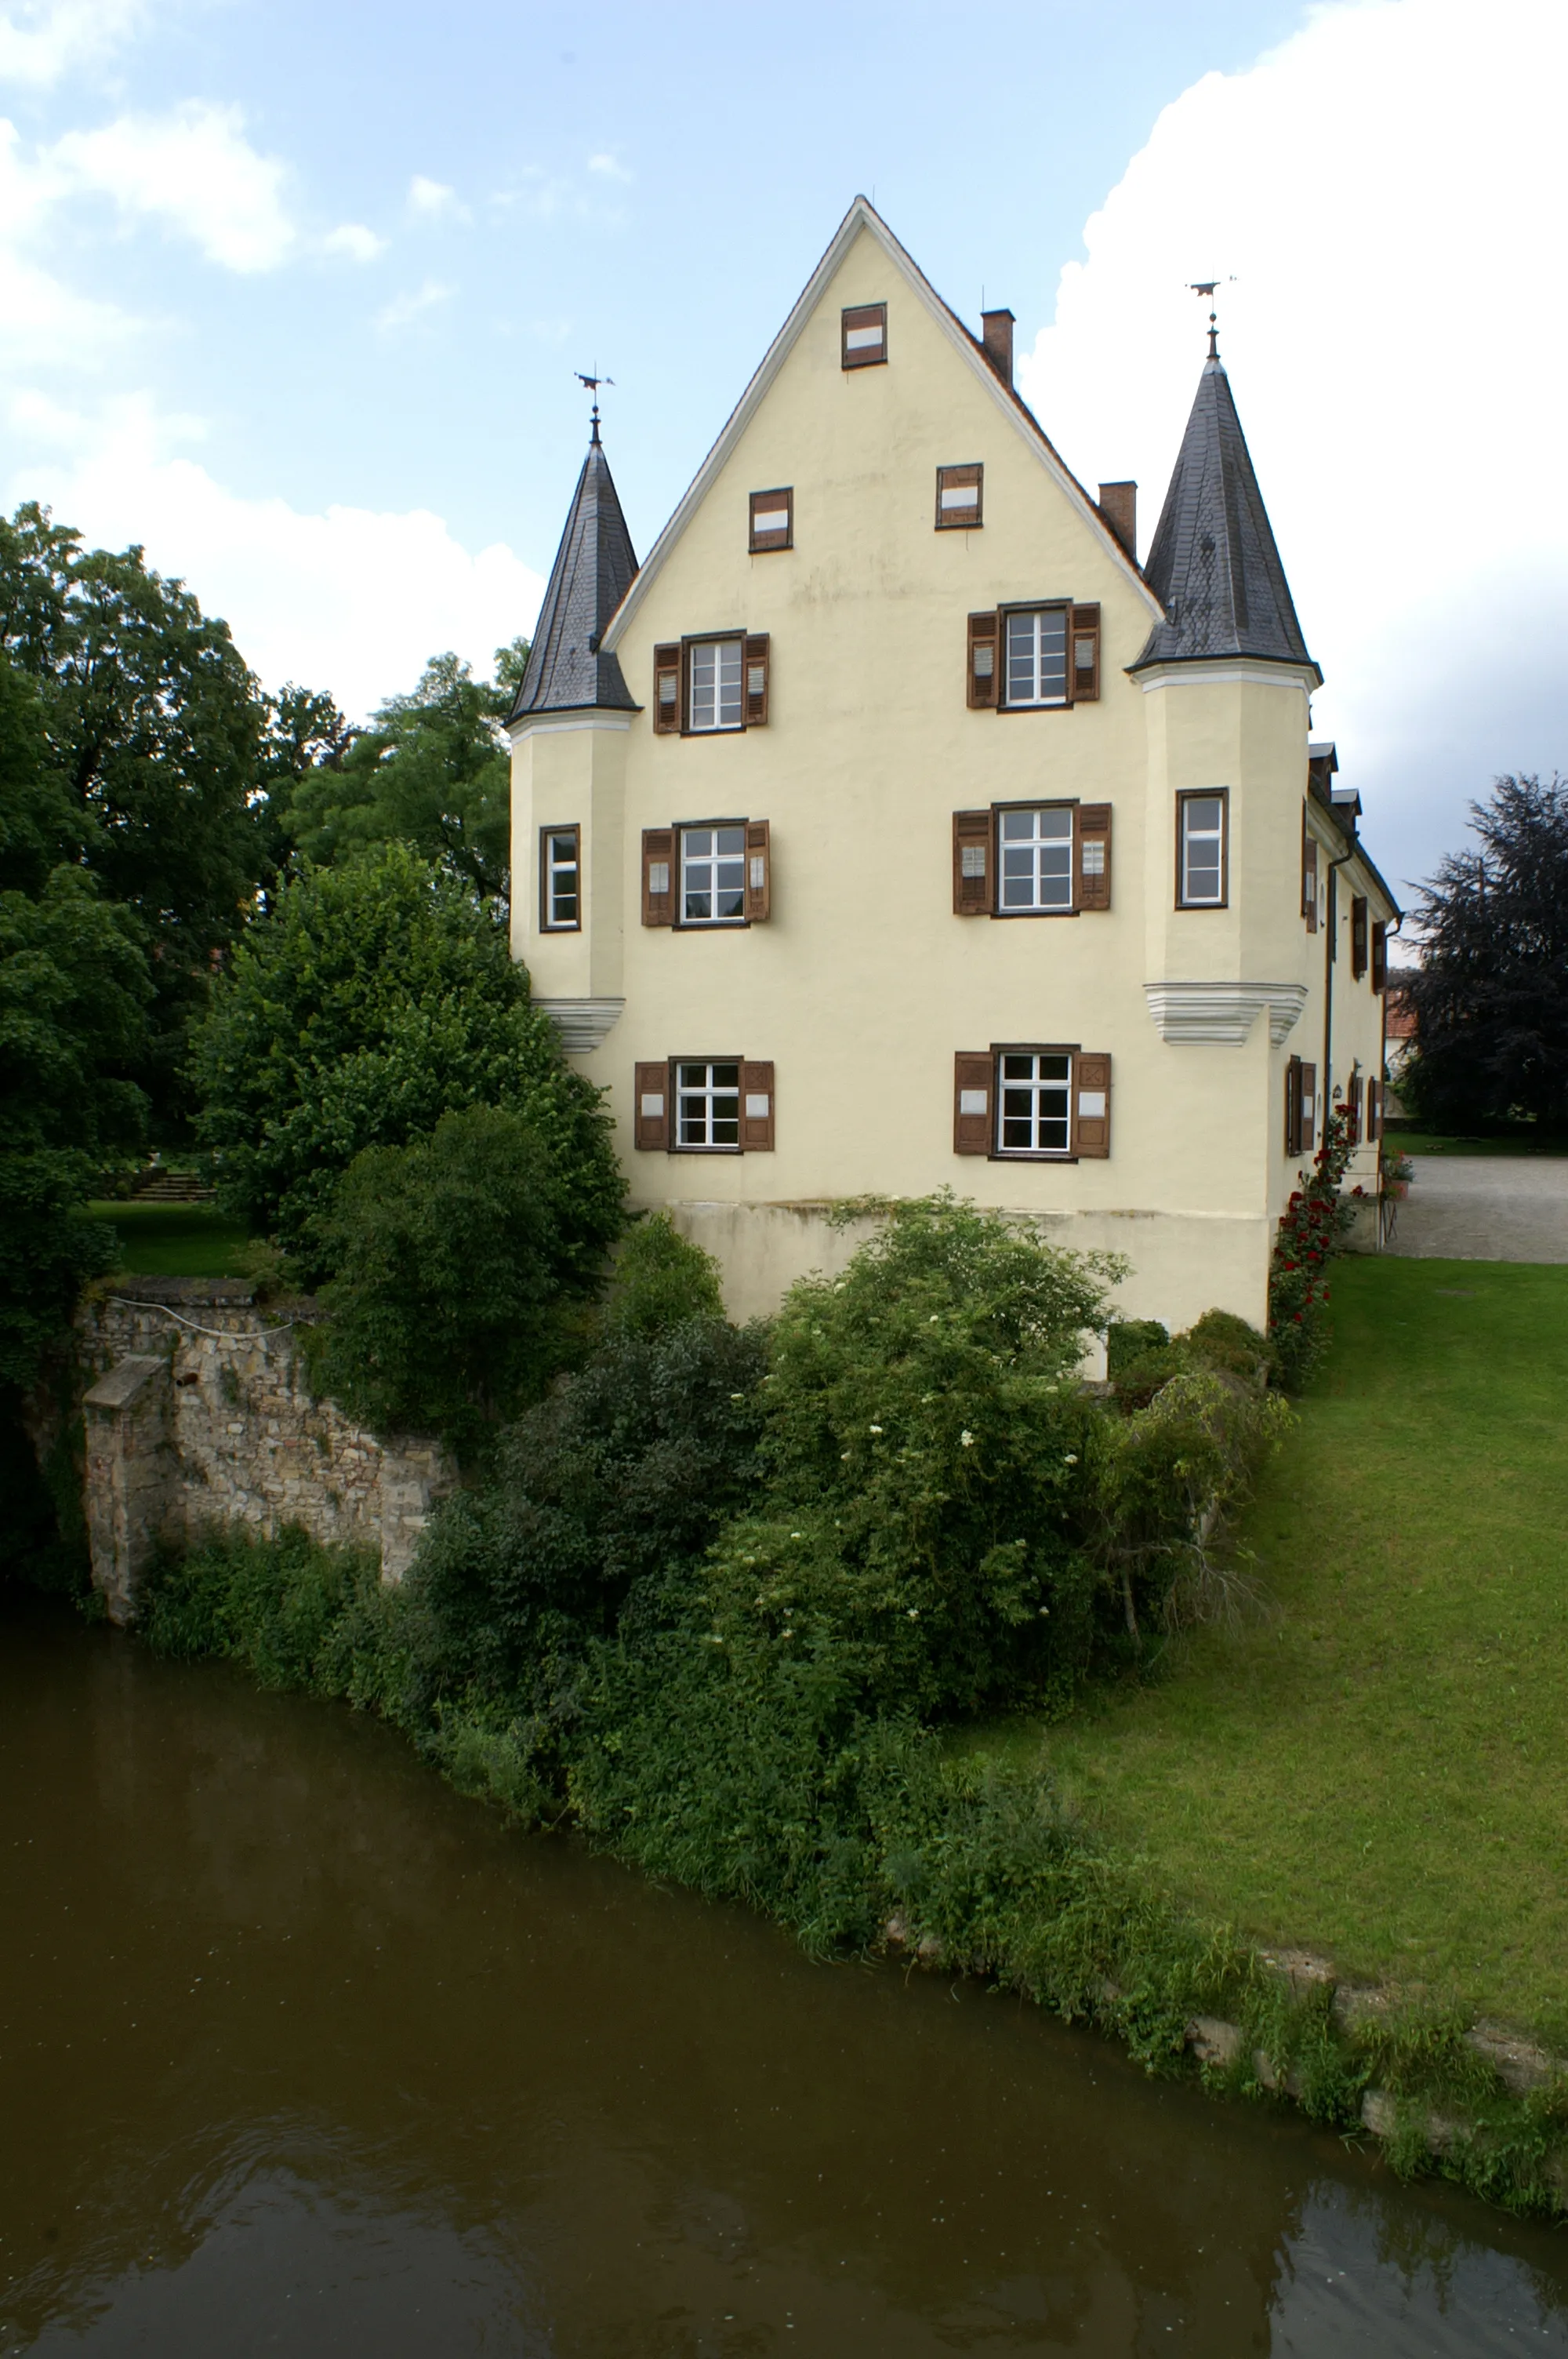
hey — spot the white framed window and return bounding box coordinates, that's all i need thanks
[1178,791,1228,907]
[997,1052,1072,1154]
[675,1060,741,1149]
[681,825,747,923]
[999,806,1073,912]
[540,826,579,929]
[1004,607,1068,707]
[688,638,743,732]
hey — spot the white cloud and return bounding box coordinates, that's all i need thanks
[5,395,544,719]
[1018,0,1568,895]
[322,220,385,264]
[48,101,296,271]
[586,150,631,183]
[0,0,140,87]
[408,173,466,222]
[375,278,451,333]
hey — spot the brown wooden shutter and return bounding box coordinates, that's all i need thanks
[652,643,681,733]
[1371,919,1387,992]
[1072,1052,1111,1157]
[1367,1078,1381,1141]
[953,1052,993,1154]
[749,488,793,553]
[841,302,887,368]
[935,463,982,529]
[744,820,771,921]
[1301,1062,1317,1153]
[641,828,675,927]
[1351,896,1369,979]
[967,610,999,710]
[1069,603,1101,702]
[1302,824,1319,932]
[1075,803,1112,912]
[953,810,992,914]
[1348,1072,1363,1145]
[633,1061,669,1151]
[1284,1058,1302,1158]
[743,633,770,726]
[740,1060,775,1151]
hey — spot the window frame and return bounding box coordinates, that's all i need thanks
[935,463,983,531]
[992,1044,1077,1160]
[675,819,750,929]
[539,823,581,932]
[749,487,793,553]
[992,800,1078,919]
[1175,787,1230,910]
[685,634,746,735]
[999,601,1071,712]
[670,1056,744,1154]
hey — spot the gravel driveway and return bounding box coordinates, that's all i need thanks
[1387,1156,1568,1261]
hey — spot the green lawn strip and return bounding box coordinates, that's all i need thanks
[1384,1125,1568,1158]
[79,1200,254,1278]
[960,1257,1568,2036]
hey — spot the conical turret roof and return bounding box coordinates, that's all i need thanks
[510,437,639,718]
[1132,354,1316,675]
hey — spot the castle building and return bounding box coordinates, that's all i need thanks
[508,198,1397,1331]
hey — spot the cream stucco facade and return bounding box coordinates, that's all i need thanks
[508,200,1398,1332]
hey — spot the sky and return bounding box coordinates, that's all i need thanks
[2,0,1563,903]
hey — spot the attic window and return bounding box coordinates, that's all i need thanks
[936,464,982,529]
[749,488,793,553]
[841,304,887,369]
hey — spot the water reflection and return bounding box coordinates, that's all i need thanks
[2,1597,1565,2356]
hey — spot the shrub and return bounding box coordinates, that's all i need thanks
[1105,1319,1168,1378]
[603,1210,726,1338]
[311,1104,586,1458]
[138,1525,376,1690]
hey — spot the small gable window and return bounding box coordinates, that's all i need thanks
[841,303,887,369]
[936,464,982,529]
[750,488,793,553]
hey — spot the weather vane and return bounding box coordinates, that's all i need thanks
[1188,279,1235,361]
[575,369,614,443]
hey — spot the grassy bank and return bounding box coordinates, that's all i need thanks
[966,1256,1568,2034]
[1384,1123,1568,1158]
[80,1201,252,1278]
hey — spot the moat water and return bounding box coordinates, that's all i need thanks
[3,1594,1566,2357]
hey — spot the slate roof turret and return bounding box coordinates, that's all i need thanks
[1132,351,1317,678]
[510,436,639,719]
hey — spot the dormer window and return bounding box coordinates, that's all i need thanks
[841,304,887,369]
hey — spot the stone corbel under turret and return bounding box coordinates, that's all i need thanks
[1143,982,1308,1046]
[536,996,626,1055]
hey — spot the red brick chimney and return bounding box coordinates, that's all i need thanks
[980,309,1014,388]
[1098,481,1138,561]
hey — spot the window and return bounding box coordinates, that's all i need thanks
[675,1060,740,1149]
[1004,607,1067,707]
[999,1051,1072,1153]
[689,638,743,732]
[953,1048,1111,1158]
[1301,812,1319,932]
[539,825,579,930]
[999,806,1073,913]
[1178,791,1228,907]
[935,464,982,529]
[750,488,793,553]
[681,824,746,923]
[841,303,887,368]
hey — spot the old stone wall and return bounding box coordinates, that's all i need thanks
[75,1280,457,1623]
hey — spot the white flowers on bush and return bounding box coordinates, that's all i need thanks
[960,1430,976,1448]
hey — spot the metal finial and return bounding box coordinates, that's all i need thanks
[1189,278,1233,360]
[575,369,613,443]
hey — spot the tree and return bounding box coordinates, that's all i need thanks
[1404,775,1568,1132]
[0,503,274,1134]
[191,841,623,1277]
[281,642,528,906]
[313,1106,579,1456]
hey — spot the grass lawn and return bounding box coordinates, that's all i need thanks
[962,1256,1568,2034]
[82,1200,254,1278]
[1385,1122,1568,1158]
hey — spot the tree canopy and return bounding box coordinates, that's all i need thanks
[191,840,622,1278]
[1404,775,1568,1132]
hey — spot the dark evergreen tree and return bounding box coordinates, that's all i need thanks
[1404,776,1568,1132]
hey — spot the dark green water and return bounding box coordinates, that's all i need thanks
[3,1597,1566,2357]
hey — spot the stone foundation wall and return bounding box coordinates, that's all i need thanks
[75,1281,456,1623]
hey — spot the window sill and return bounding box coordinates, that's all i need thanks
[670,1145,743,1156]
[673,918,751,932]
[991,907,1081,921]
[681,725,747,738]
[540,922,582,934]
[987,1151,1080,1164]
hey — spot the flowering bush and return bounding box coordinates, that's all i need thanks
[1268,1110,1366,1387]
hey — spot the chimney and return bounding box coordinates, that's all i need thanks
[1098,480,1138,562]
[980,308,1014,388]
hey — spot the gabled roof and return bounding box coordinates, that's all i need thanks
[1133,354,1317,678]
[510,438,639,720]
[602,195,1160,653]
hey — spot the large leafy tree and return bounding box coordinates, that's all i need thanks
[281,642,528,906]
[191,840,622,1278]
[1404,775,1568,1131]
[0,503,274,1132]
